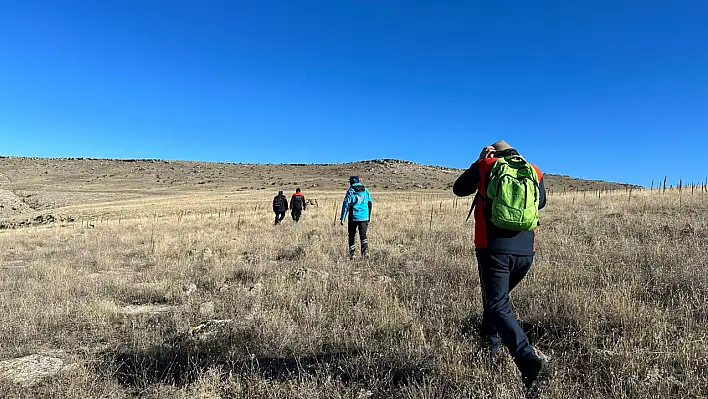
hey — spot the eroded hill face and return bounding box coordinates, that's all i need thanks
[0,156,637,222]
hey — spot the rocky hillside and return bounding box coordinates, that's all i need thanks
[0,156,636,191]
[0,156,638,222]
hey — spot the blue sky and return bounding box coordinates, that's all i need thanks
[1,1,706,186]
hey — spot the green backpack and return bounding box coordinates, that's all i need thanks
[485,155,540,231]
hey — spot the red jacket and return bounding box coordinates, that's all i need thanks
[290,192,306,210]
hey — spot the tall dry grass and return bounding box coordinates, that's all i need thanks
[0,189,706,398]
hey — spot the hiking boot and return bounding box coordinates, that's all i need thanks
[521,356,551,398]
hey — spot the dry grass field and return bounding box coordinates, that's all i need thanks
[0,157,635,224]
[0,178,706,398]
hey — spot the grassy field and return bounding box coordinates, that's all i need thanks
[0,156,637,223]
[0,188,706,398]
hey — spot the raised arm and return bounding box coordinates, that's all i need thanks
[453,162,481,197]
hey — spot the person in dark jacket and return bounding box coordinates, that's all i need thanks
[290,188,307,223]
[340,176,372,259]
[272,191,288,225]
[453,140,550,395]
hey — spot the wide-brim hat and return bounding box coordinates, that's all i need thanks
[491,140,514,152]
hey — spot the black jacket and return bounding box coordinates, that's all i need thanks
[273,195,288,212]
[290,193,306,211]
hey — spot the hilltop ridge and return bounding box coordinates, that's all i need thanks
[0,156,638,222]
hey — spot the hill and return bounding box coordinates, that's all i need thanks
[0,156,638,222]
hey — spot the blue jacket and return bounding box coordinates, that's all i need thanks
[341,183,372,222]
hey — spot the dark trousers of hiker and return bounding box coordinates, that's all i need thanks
[348,220,369,257]
[476,251,535,366]
[291,208,302,222]
[274,211,286,225]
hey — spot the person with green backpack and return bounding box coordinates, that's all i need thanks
[453,140,550,396]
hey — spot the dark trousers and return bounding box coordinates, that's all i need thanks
[274,211,286,225]
[348,220,369,256]
[291,208,302,222]
[476,251,535,364]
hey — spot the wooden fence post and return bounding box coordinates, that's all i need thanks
[679,179,683,208]
[663,176,667,194]
[429,205,434,230]
[332,201,338,226]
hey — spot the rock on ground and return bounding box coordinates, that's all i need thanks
[199,301,216,318]
[0,189,30,216]
[0,354,68,387]
[121,304,174,315]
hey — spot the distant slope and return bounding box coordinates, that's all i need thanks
[0,156,638,220]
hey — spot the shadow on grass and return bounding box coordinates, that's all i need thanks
[460,313,583,350]
[103,325,435,393]
[459,313,631,395]
[276,246,306,261]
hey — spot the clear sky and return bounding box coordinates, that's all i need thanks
[1,1,706,186]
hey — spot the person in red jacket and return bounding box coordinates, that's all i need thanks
[290,188,307,223]
[453,140,550,395]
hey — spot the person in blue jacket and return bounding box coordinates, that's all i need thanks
[340,176,372,259]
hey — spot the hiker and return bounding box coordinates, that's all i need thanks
[340,176,372,259]
[290,188,307,223]
[453,140,550,395]
[272,190,288,225]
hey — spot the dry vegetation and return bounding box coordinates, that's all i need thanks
[0,183,706,398]
[0,156,635,223]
